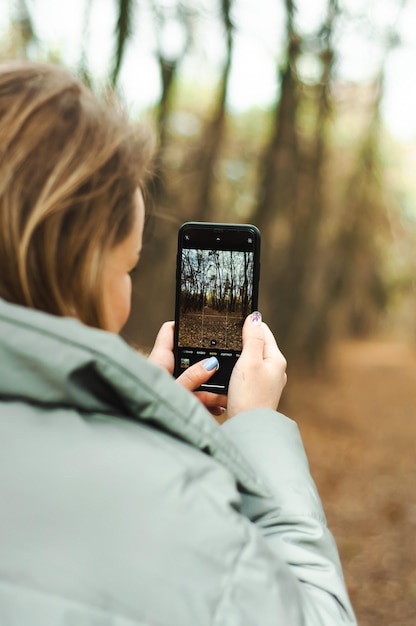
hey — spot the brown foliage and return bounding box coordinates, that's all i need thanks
[283,339,416,625]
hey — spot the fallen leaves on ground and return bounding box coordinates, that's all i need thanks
[283,339,416,626]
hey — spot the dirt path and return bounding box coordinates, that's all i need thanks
[283,340,416,626]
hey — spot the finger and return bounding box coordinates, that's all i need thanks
[148,321,175,372]
[262,322,285,362]
[194,391,227,420]
[176,356,219,392]
[240,311,265,360]
[149,322,175,360]
[198,404,225,417]
[151,321,174,353]
[194,391,227,410]
[209,407,226,419]
[261,323,287,387]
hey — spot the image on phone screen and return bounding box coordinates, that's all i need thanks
[174,223,260,393]
[178,248,254,350]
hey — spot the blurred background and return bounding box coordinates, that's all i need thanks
[1,0,416,623]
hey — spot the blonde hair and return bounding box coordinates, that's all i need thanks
[0,60,154,328]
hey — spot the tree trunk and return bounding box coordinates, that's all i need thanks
[111,0,134,88]
[284,0,340,360]
[251,0,301,349]
[192,0,234,222]
[12,0,37,57]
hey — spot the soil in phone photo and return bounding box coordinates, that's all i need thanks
[179,309,243,350]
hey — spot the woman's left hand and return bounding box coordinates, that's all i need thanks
[148,322,176,373]
[148,322,227,418]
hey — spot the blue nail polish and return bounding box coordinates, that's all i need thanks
[203,356,219,371]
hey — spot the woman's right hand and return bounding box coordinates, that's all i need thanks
[226,312,287,420]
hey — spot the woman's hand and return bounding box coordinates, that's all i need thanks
[147,322,175,373]
[148,322,227,417]
[226,312,287,420]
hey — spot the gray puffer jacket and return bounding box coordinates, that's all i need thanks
[0,299,356,625]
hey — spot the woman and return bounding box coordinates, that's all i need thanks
[0,61,356,625]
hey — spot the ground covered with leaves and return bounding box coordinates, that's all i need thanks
[179,309,243,349]
[283,339,416,625]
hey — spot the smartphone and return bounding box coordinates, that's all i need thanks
[174,222,261,394]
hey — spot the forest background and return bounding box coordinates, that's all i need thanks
[2,0,416,624]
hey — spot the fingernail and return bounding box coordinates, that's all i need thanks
[250,311,262,325]
[203,356,219,371]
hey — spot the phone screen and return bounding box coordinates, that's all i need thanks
[174,222,260,393]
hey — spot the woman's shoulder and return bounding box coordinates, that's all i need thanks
[0,298,266,496]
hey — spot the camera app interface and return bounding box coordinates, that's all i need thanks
[177,228,256,385]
